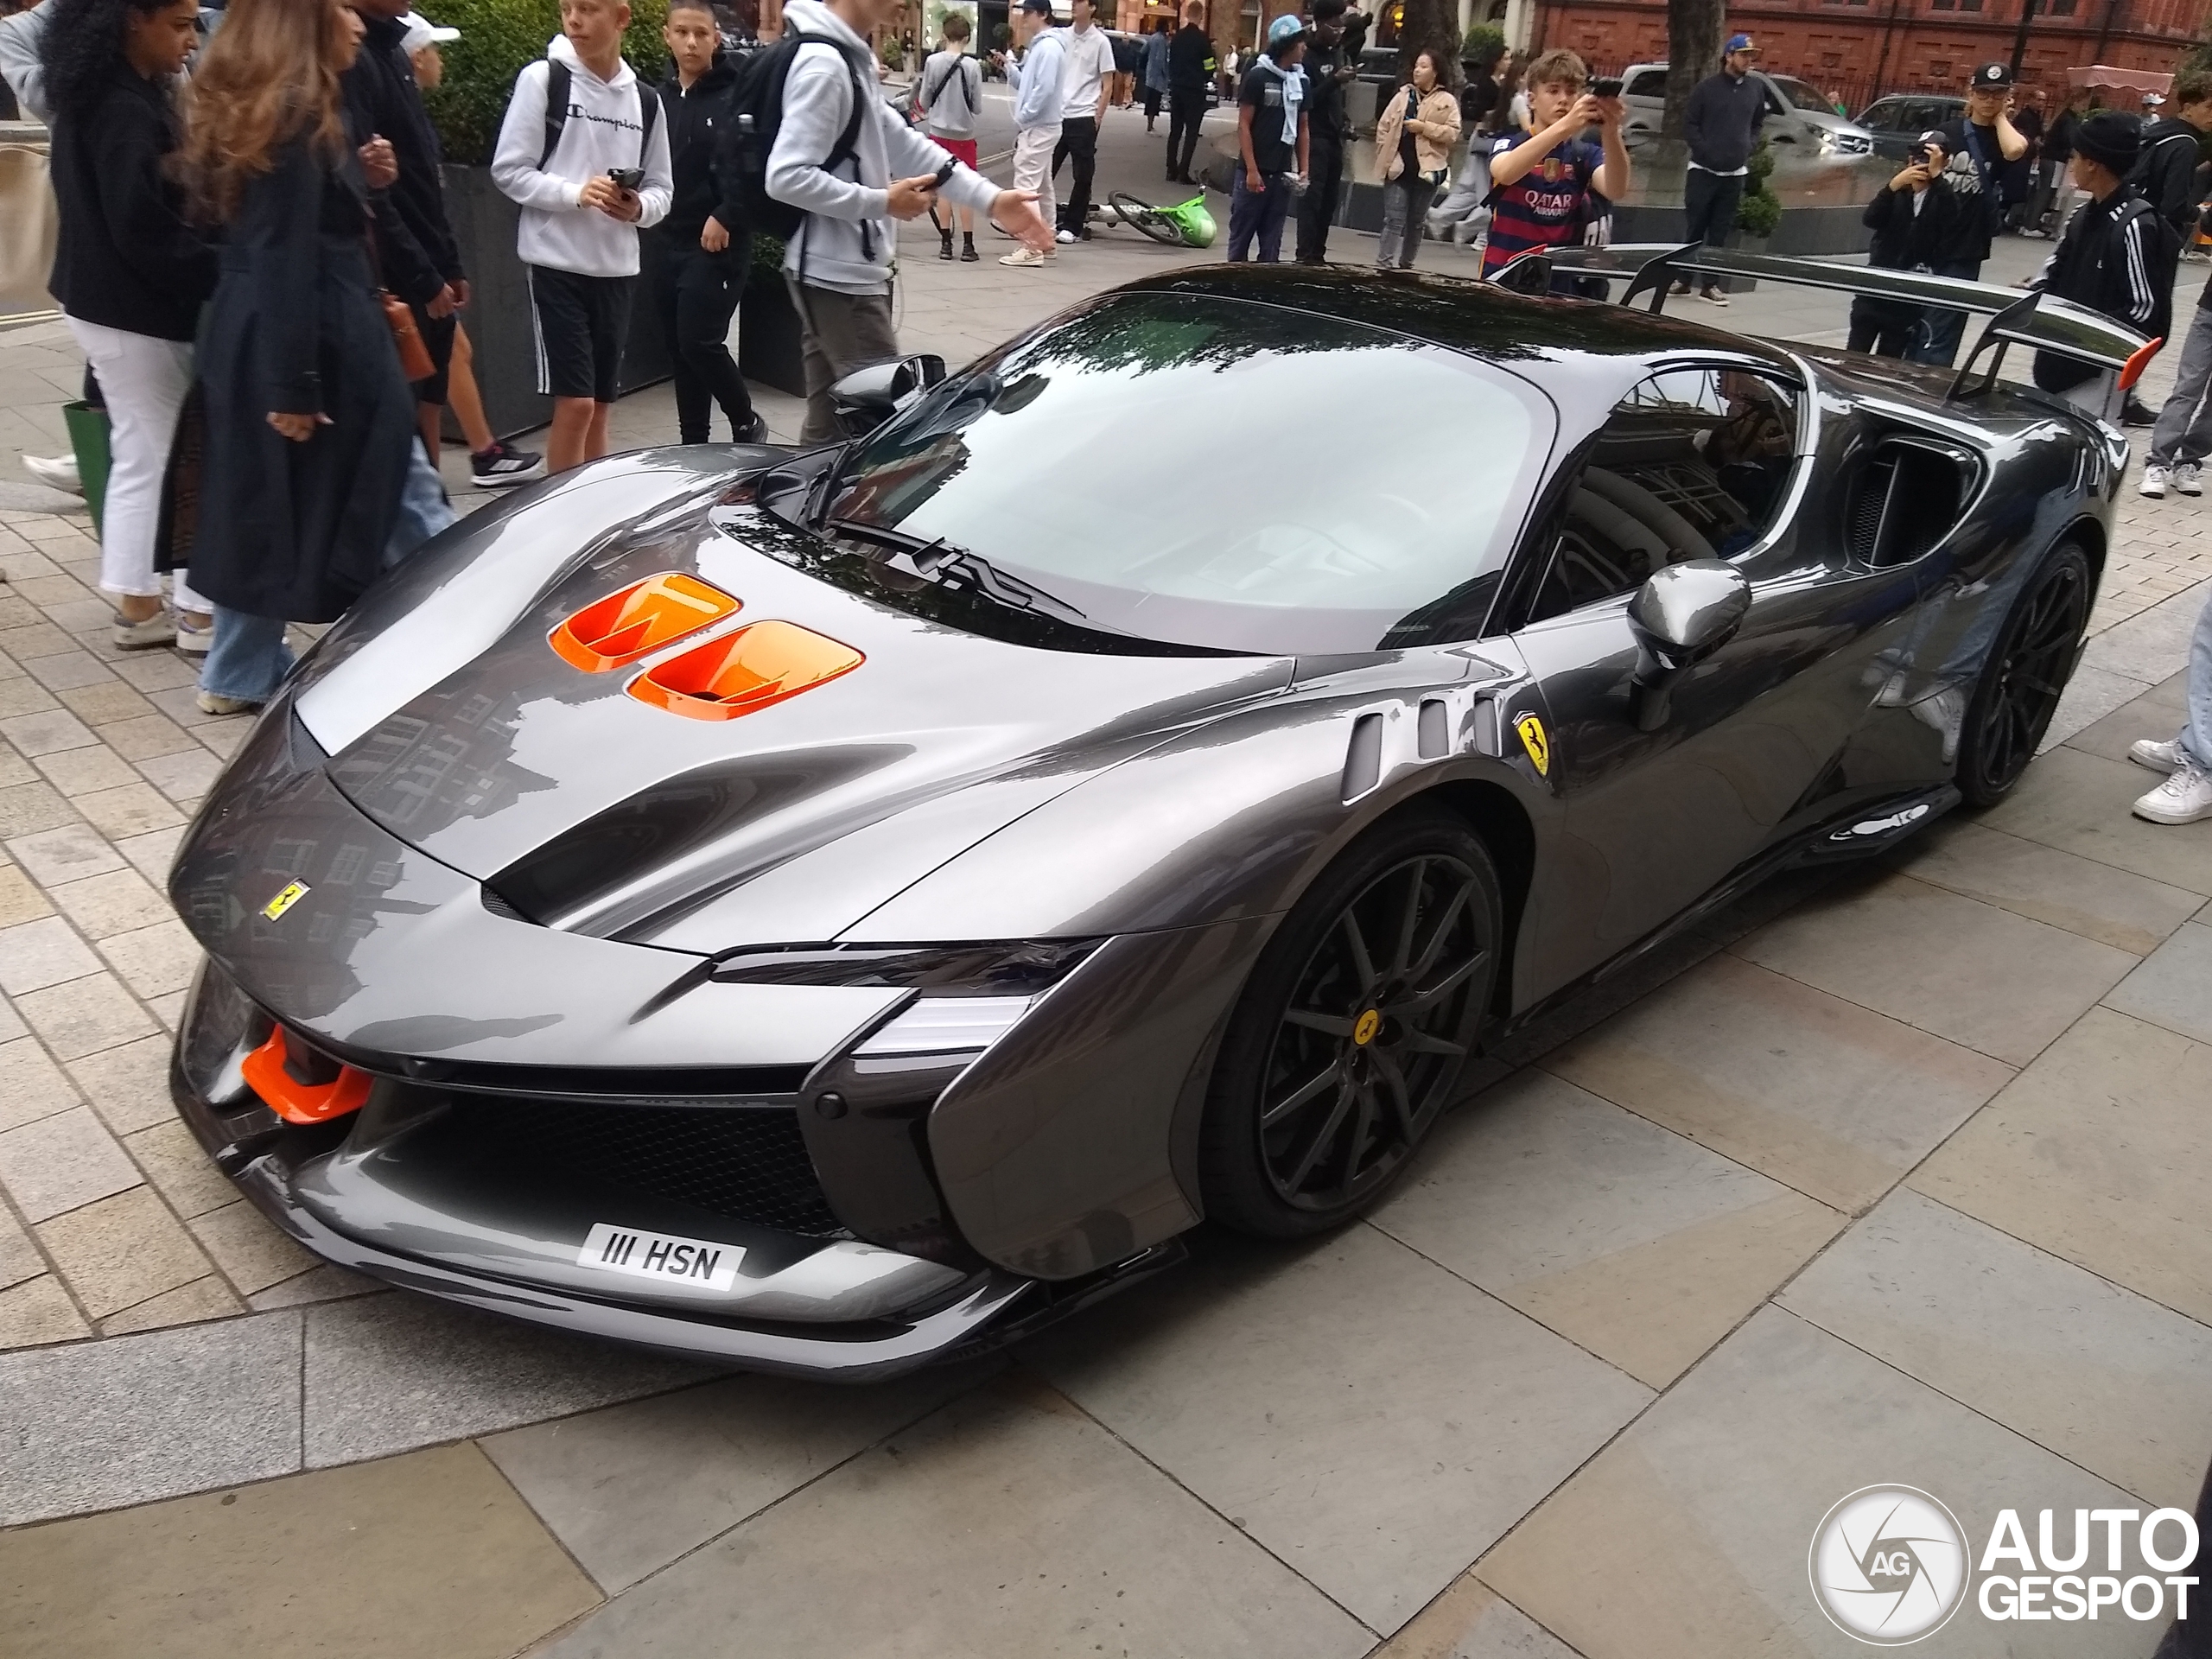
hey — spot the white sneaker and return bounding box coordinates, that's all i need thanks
[110,608,175,650]
[2140,463,2170,498]
[1054,229,1077,245]
[2133,757,2212,824]
[174,613,213,656]
[1000,246,1046,268]
[2130,737,2186,772]
[2176,461,2204,496]
[195,690,259,717]
[22,453,82,494]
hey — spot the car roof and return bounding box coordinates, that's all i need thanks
[1116,265,1804,378]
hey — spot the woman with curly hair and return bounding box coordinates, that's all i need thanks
[172,0,433,715]
[40,0,216,649]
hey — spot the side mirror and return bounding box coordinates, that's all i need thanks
[1625,560,1751,728]
[829,354,948,434]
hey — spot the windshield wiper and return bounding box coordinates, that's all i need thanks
[826,517,1093,626]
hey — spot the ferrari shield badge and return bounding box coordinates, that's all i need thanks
[262,880,310,922]
[1516,714,1551,776]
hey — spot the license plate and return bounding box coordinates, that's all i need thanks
[577,1223,742,1292]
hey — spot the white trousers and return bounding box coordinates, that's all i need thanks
[1012,126,1056,245]
[64,315,206,612]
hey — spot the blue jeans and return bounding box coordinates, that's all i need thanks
[200,439,455,703]
[2183,584,2212,772]
[1228,171,1293,263]
[1910,259,1982,367]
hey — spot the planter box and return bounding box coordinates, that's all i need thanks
[739,270,807,398]
[441,162,671,442]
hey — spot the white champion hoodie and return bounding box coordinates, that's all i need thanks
[769,0,999,296]
[492,35,674,278]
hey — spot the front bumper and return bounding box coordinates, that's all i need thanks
[172,959,1102,1381]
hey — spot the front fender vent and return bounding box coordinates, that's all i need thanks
[1343,713,1384,801]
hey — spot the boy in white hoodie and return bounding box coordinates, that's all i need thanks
[770,0,1052,441]
[493,0,674,473]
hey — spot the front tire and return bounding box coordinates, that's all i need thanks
[1956,540,2091,807]
[1199,809,1502,1237]
[1109,191,1186,246]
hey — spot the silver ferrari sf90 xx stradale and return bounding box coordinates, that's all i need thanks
[167,258,2139,1377]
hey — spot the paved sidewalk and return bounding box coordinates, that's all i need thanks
[0,196,2209,1659]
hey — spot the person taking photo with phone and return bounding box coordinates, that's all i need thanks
[1848,132,1958,358]
[492,0,674,474]
[1481,49,1627,283]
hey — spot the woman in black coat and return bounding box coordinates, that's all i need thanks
[40,0,216,650]
[173,0,418,713]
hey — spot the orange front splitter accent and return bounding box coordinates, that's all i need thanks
[240,1031,372,1124]
[549,572,741,671]
[626,620,864,721]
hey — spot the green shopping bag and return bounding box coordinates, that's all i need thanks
[61,400,110,532]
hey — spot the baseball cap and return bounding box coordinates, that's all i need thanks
[1267,13,1306,46]
[1970,62,2011,89]
[1018,0,1052,16]
[1724,33,1758,54]
[399,11,459,54]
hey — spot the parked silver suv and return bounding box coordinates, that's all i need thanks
[1618,63,1874,155]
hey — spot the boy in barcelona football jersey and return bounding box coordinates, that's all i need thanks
[1480,48,1629,281]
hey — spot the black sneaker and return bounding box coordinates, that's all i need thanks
[734,412,769,445]
[2122,394,2158,428]
[470,440,546,489]
[938,232,955,261]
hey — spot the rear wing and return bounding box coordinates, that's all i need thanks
[1492,242,2158,403]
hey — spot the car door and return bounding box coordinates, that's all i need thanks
[1499,362,1926,996]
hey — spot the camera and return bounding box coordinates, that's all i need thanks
[607,166,645,193]
[1592,76,1623,99]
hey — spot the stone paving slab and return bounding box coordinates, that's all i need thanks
[532,1371,1376,1659]
[1025,1223,1653,1631]
[1781,1188,2212,1510]
[0,1444,600,1659]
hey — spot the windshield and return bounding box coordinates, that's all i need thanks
[1770,75,1834,113]
[824,293,1554,654]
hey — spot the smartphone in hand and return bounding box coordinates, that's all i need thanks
[607,167,645,193]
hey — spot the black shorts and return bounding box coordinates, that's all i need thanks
[527,265,634,404]
[407,305,459,405]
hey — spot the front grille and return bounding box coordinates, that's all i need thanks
[463,1097,848,1236]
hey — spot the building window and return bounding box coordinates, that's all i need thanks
[1929,0,1982,10]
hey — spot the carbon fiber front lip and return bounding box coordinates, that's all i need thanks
[226,1148,1042,1381]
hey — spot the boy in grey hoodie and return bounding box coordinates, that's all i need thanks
[493,0,673,473]
[770,0,1051,441]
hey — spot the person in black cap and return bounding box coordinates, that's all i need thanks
[1913,62,2029,366]
[2028,110,2167,416]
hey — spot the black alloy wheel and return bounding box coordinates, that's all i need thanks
[1201,810,1501,1236]
[1956,541,2091,808]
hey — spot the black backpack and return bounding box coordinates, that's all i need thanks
[538,59,662,168]
[720,32,868,241]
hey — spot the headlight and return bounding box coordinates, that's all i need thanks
[709,940,1099,996]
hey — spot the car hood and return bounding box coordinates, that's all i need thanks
[296,494,1293,949]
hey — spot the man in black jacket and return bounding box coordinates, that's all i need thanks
[654,0,762,445]
[1292,0,1364,263]
[1166,1,1215,185]
[1913,62,2028,366]
[1674,33,1766,306]
[2030,111,2164,417]
[1848,132,1957,358]
[343,0,467,461]
[2130,68,2212,242]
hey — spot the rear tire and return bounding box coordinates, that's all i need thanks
[1199,808,1501,1237]
[1956,540,2091,808]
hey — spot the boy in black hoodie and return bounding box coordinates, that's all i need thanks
[654,0,762,445]
[1848,131,1958,359]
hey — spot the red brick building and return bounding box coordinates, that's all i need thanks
[1526,0,2209,110]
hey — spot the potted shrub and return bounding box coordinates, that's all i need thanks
[738,234,807,397]
[422,0,672,440]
